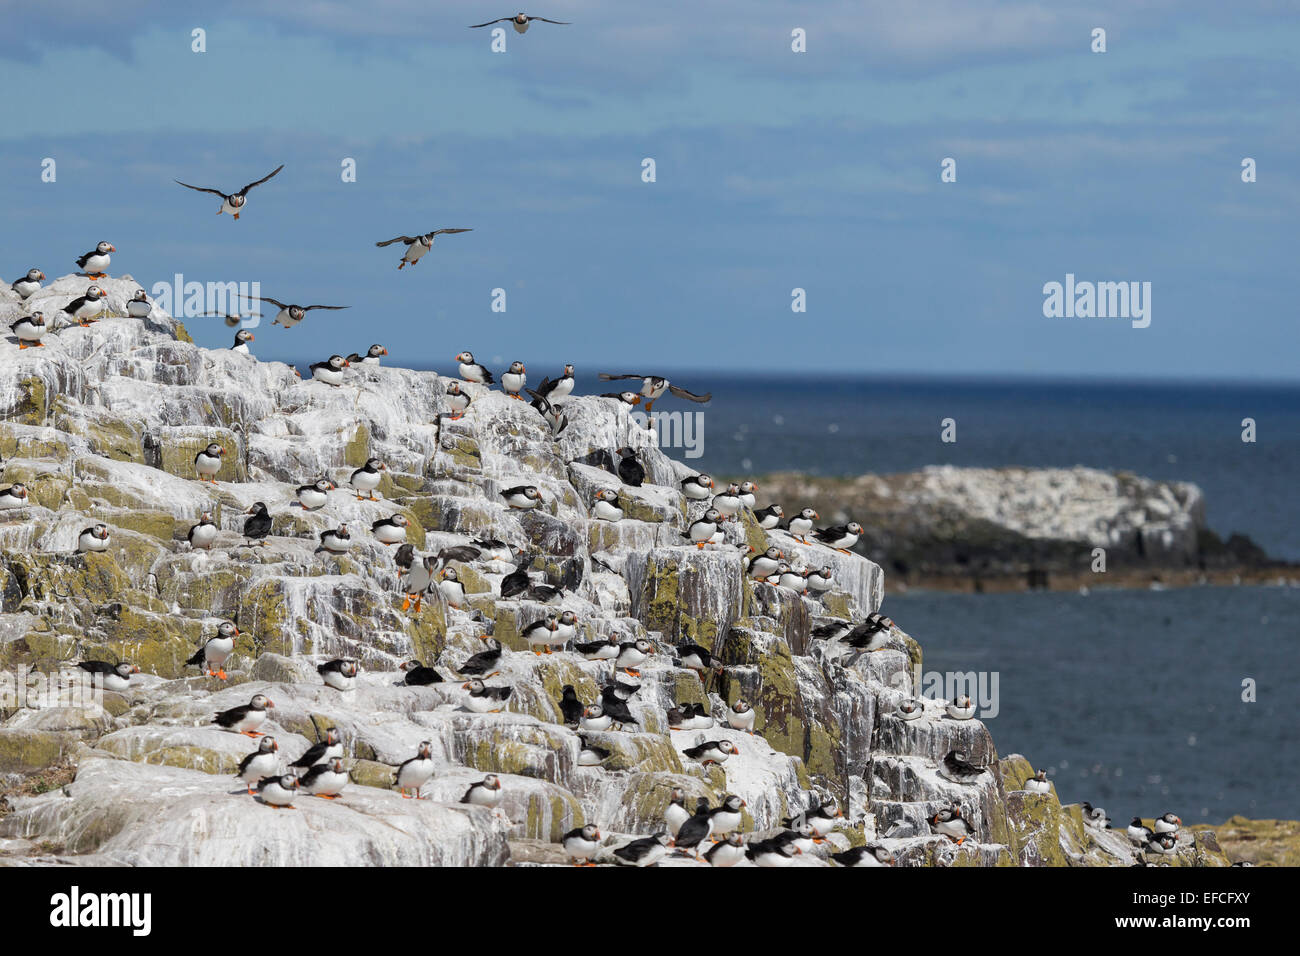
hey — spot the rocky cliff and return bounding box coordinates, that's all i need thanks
[0,275,1230,866]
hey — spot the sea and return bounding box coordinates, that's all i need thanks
[650,374,1299,824]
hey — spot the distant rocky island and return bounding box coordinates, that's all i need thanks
[754,467,1290,593]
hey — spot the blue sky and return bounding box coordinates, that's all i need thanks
[2,1,1297,379]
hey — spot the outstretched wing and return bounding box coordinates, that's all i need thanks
[668,384,712,403]
[431,228,473,236]
[302,304,350,312]
[239,164,285,194]
[530,17,570,24]
[468,17,509,27]
[258,296,290,311]
[376,235,418,247]
[598,373,645,381]
[526,387,552,413]
[176,180,228,198]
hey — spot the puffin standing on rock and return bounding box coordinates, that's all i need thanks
[462,679,513,713]
[371,514,408,545]
[11,311,47,348]
[349,458,387,501]
[561,824,602,866]
[393,741,435,799]
[0,482,30,511]
[317,659,359,691]
[75,241,114,279]
[615,446,645,487]
[243,502,273,545]
[11,268,44,298]
[255,774,299,809]
[300,757,349,799]
[814,521,864,554]
[348,344,388,365]
[296,478,335,510]
[187,620,239,679]
[213,694,275,737]
[61,284,108,326]
[126,290,152,318]
[290,728,344,771]
[310,354,350,386]
[445,381,471,420]
[454,351,494,384]
[236,737,280,794]
[681,474,714,500]
[187,512,218,550]
[194,443,225,483]
[399,659,445,685]
[231,329,255,353]
[500,485,542,510]
[501,361,527,399]
[461,774,503,808]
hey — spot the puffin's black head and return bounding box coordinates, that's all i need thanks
[278,774,299,791]
[701,509,721,523]
[400,659,423,672]
[217,620,240,639]
[230,193,246,208]
[740,480,758,494]
[579,824,600,842]
[668,786,685,804]
[562,364,574,375]
[723,794,746,812]
[508,361,525,374]
[258,736,278,753]
[583,703,604,719]
[132,289,148,301]
[95,241,114,255]
[366,457,387,472]
[85,284,105,299]
[732,699,751,714]
[327,757,346,773]
[615,445,638,459]
[249,694,274,711]
[454,350,475,364]
[694,797,711,814]
[235,329,254,345]
[394,543,415,568]
[559,610,578,627]
[416,740,433,759]
[368,344,388,357]
[325,727,342,745]
[846,521,864,535]
[4,483,28,499]
[327,354,348,370]
[440,566,459,582]
[246,501,268,516]
[481,773,501,790]
[447,381,464,396]
[204,442,225,458]
[561,684,578,699]
[26,268,44,281]
[463,678,485,693]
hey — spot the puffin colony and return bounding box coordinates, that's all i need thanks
[0,21,1232,871]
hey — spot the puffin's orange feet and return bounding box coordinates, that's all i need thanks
[401,596,412,611]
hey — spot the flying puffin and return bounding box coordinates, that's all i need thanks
[942,750,988,784]
[349,457,387,501]
[785,508,818,543]
[200,310,263,327]
[194,442,225,483]
[592,488,623,522]
[445,381,471,420]
[319,524,352,553]
[399,659,444,685]
[347,344,388,365]
[534,364,575,401]
[454,351,494,384]
[187,621,239,679]
[438,566,467,609]
[393,740,435,798]
[615,446,645,487]
[175,164,284,219]
[243,502,272,545]
[11,268,44,298]
[213,694,274,737]
[263,297,349,330]
[61,284,108,326]
[75,241,114,279]
[561,824,602,866]
[0,482,30,510]
[77,523,111,553]
[255,773,299,809]
[683,508,722,548]
[596,373,711,413]
[371,514,408,546]
[1024,770,1052,795]
[310,354,350,386]
[462,679,512,713]
[500,361,527,399]
[317,659,359,691]
[500,485,542,510]
[236,737,280,794]
[187,511,218,550]
[295,477,334,510]
[10,311,46,349]
[726,699,756,734]
[682,739,738,766]
[290,728,344,770]
[615,832,672,867]
[754,503,783,530]
[376,229,472,269]
[300,757,349,799]
[681,473,714,500]
[231,329,255,353]
[126,289,151,318]
[814,521,864,554]
[461,774,503,807]
[75,660,139,693]
[469,13,571,32]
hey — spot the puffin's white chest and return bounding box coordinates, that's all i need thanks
[298,488,328,510]
[594,500,623,522]
[78,531,110,552]
[274,309,303,329]
[373,522,406,544]
[81,253,110,274]
[501,372,526,393]
[204,636,235,665]
[127,300,151,318]
[313,366,344,386]
[195,452,222,476]
[239,752,279,782]
[189,523,218,549]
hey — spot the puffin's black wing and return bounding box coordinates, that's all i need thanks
[534,378,557,399]
[302,304,349,312]
[175,180,229,199]
[668,384,712,403]
[299,763,331,787]
[376,235,418,247]
[431,228,473,236]
[214,704,251,727]
[238,164,284,194]
[259,296,291,311]
[236,750,261,775]
[598,373,645,381]
[436,545,482,564]
[76,660,117,676]
[468,17,510,27]
[530,18,571,24]
[814,525,847,542]
[290,742,326,769]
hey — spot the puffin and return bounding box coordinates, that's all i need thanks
[1024,770,1052,795]
[522,614,560,655]
[737,481,758,510]
[213,694,274,737]
[231,329,255,353]
[526,387,568,436]
[187,621,239,679]
[600,390,641,406]
[614,639,652,677]
[77,523,111,553]
[615,446,645,487]
[236,737,280,794]
[711,484,743,521]
[194,442,225,483]
[348,344,388,365]
[456,638,503,679]
[399,659,445,686]
[445,381,472,420]
[349,458,387,501]
[1154,812,1182,834]
[500,361,526,400]
[754,503,784,530]
[558,685,585,726]
[319,524,352,553]
[461,774,503,807]
[684,702,714,730]
[371,514,408,546]
[682,739,738,766]
[683,508,722,548]
[317,659,359,691]
[614,833,672,867]
[187,511,218,550]
[175,164,284,219]
[61,284,108,326]
[462,679,513,713]
[942,750,988,784]
[709,794,747,836]
[578,703,612,733]
[844,613,895,653]
[746,545,783,582]
[255,773,299,809]
[681,473,714,500]
[126,289,151,318]
[665,787,691,836]
[705,832,748,867]
[1146,832,1178,855]
[243,502,273,545]
[812,620,853,641]
[75,660,139,693]
[470,13,571,33]
[675,642,722,679]
[10,312,46,348]
[300,757,349,799]
[814,521,865,554]
[577,735,612,766]
[263,297,349,330]
[896,699,925,721]
[931,805,973,844]
[592,488,623,522]
[11,268,44,298]
[397,550,437,612]
[726,699,756,734]
[74,241,114,279]
[776,562,809,594]
[671,799,714,858]
[1081,802,1112,829]
[946,695,977,720]
[793,800,842,838]
[534,365,575,401]
[438,566,467,609]
[785,508,819,543]
[575,635,619,661]
[500,485,542,510]
[561,824,602,866]
[806,567,834,593]
[454,351,494,384]
[747,837,799,867]
[554,609,579,644]
[393,740,435,798]
[499,552,533,598]
[1127,817,1156,847]
[596,373,711,413]
[296,477,335,510]
[832,844,895,867]
[597,685,638,731]
[375,229,472,269]
[290,727,344,771]
[0,482,30,510]
[310,354,350,386]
